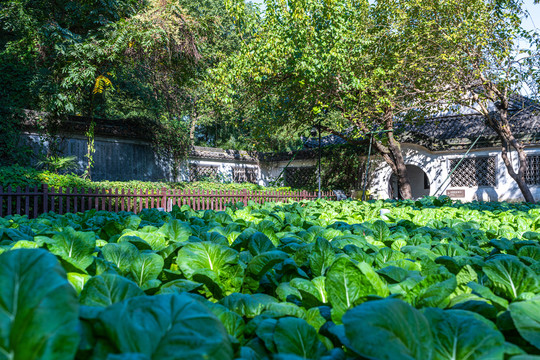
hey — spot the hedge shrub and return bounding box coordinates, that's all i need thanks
[0,165,294,193]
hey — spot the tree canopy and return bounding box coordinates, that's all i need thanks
[209,0,539,199]
[0,0,254,167]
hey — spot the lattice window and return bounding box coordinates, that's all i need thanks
[450,157,496,187]
[285,167,316,188]
[526,155,540,185]
[322,158,363,191]
[233,167,258,183]
[189,164,218,182]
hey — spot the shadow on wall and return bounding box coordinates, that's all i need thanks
[490,186,536,203]
[385,163,445,200]
[473,188,499,202]
[20,134,175,182]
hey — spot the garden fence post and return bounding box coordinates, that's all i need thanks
[161,187,168,211]
[243,189,248,206]
[42,183,48,213]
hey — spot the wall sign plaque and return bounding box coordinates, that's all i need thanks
[446,189,465,198]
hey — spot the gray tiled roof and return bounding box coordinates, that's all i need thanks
[303,98,540,151]
[400,100,540,150]
[303,134,348,149]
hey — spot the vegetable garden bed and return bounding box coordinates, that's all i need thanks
[1,197,540,359]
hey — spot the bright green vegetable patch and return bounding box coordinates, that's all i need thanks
[1,197,540,359]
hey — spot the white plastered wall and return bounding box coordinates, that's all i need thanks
[259,159,318,186]
[368,143,540,202]
[184,158,261,183]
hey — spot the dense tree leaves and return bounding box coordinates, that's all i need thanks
[0,0,249,168]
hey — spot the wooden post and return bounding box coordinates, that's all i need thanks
[58,187,63,214]
[7,186,12,216]
[33,185,39,218]
[120,188,125,212]
[94,188,99,210]
[66,187,71,214]
[101,188,106,211]
[88,188,93,211]
[24,185,30,216]
[161,187,168,211]
[50,187,56,213]
[73,188,78,213]
[243,189,248,206]
[42,184,48,213]
[114,188,118,212]
[81,188,86,212]
[15,186,21,215]
[107,188,112,212]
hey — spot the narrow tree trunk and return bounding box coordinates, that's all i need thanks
[385,109,412,199]
[486,111,535,203]
[327,111,413,200]
[370,109,413,200]
[188,98,199,143]
[189,120,196,142]
[83,119,95,181]
[190,111,197,142]
[502,140,535,203]
[387,135,412,200]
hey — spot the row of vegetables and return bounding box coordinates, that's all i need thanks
[1,196,540,359]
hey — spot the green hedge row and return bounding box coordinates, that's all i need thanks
[0,165,294,193]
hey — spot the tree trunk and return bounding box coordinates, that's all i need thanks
[387,135,412,200]
[486,111,535,203]
[189,112,197,142]
[371,109,413,200]
[326,110,413,200]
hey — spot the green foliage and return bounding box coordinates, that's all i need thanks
[0,165,43,189]
[0,111,33,166]
[1,199,540,358]
[510,300,540,351]
[211,0,478,142]
[1,0,251,170]
[343,298,434,360]
[97,294,233,359]
[36,155,78,174]
[0,165,293,192]
[0,249,80,360]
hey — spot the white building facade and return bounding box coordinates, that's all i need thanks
[368,144,540,202]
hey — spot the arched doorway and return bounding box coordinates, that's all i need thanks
[388,165,430,199]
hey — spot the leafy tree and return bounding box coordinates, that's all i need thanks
[1,0,207,175]
[211,0,477,199]
[441,0,539,203]
[1,0,254,172]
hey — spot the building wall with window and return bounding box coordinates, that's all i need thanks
[368,143,540,202]
[22,127,540,202]
[259,158,318,188]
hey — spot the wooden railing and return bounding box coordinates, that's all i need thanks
[0,184,336,218]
